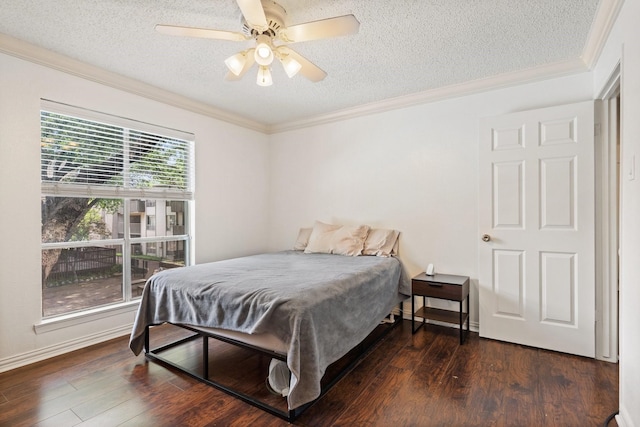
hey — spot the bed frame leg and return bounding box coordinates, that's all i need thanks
[144,325,150,354]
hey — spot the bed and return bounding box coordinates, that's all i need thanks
[129,230,409,420]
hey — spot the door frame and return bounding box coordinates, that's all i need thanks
[595,63,620,363]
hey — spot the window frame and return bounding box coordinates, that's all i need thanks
[40,100,195,319]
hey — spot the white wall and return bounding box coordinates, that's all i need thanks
[268,73,593,327]
[615,0,640,425]
[0,53,269,368]
[592,1,640,425]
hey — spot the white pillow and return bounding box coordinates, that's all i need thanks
[304,221,370,256]
[362,228,400,257]
[293,227,313,251]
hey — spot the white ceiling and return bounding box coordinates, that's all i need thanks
[0,0,605,129]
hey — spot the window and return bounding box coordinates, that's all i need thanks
[147,215,156,231]
[40,100,194,318]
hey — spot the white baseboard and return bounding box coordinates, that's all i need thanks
[616,406,633,427]
[0,323,132,374]
[400,310,479,333]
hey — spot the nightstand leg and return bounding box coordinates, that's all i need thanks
[466,296,470,336]
[459,300,463,344]
[411,294,415,333]
[423,296,426,328]
[412,294,426,334]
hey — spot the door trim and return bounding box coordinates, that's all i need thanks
[595,63,620,362]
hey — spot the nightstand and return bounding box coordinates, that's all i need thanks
[411,273,470,344]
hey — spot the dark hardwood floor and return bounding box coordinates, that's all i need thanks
[0,321,618,426]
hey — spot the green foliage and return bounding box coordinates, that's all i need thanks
[41,111,189,190]
[41,111,123,185]
[129,131,188,189]
[131,254,164,262]
[93,198,122,213]
[69,206,111,241]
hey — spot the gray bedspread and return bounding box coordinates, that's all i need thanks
[129,250,409,410]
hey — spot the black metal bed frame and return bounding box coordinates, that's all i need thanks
[143,304,402,422]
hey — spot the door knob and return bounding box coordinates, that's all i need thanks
[482,234,491,242]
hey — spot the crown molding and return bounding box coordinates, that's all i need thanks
[267,0,624,134]
[268,58,588,134]
[581,0,625,69]
[1,0,623,136]
[0,32,268,134]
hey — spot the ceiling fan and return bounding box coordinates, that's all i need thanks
[155,0,360,86]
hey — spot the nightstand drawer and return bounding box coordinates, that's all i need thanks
[412,280,465,301]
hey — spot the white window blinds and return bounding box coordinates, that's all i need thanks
[40,100,194,199]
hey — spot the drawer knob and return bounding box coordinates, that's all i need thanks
[482,234,491,242]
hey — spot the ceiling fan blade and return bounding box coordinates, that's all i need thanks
[225,49,256,81]
[236,0,268,32]
[277,46,327,82]
[155,24,248,42]
[280,15,360,43]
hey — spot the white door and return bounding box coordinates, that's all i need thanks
[478,101,595,357]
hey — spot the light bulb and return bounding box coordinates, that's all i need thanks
[254,35,274,66]
[257,66,273,86]
[257,46,271,59]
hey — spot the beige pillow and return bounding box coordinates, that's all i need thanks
[293,227,313,251]
[304,221,370,256]
[363,228,400,257]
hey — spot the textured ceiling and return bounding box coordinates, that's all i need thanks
[0,0,601,127]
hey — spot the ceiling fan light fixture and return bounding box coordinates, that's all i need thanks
[256,66,273,86]
[254,35,274,66]
[157,1,360,85]
[224,51,248,76]
[280,55,302,78]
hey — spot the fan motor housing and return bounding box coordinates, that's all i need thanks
[242,0,286,38]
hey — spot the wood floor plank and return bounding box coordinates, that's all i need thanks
[71,384,141,421]
[0,321,619,427]
[536,348,618,427]
[1,377,76,404]
[74,381,186,427]
[116,382,229,427]
[329,365,416,426]
[406,329,461,388]
[296,323,410,426]
[75,397,150,427]
[31,409,82,427]
[0,371,131,427]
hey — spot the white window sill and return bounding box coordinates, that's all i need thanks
[34,301,140,334]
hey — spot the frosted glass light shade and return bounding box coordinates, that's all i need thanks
[281,56,302,78]
[224,51,247,76]
[257,66,273,86]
